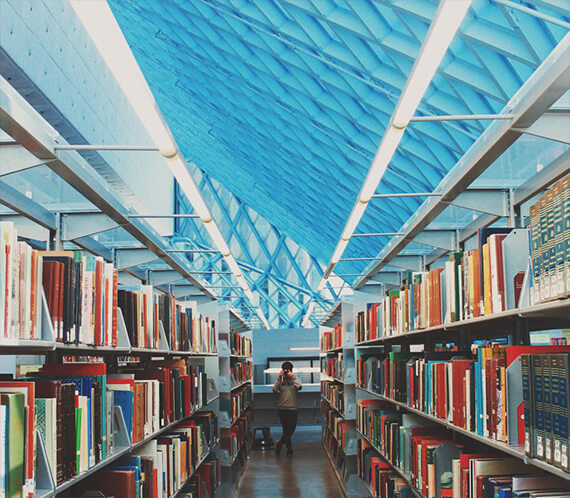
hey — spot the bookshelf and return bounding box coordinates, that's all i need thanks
[351,175,570,496]
[0,80,227,498]
[218,308,253,498]
[0,298,222,497]
[320,298,369,497]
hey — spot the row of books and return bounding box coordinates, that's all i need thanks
[323,427,352,488]
[355,226,545,340]
[63,417,216,498]
[357,399,570,498]
[221,409,253,463]
[356,344,570,472]
[176,456,221,498]
[530,175,570,305]
[321,353,343,380]
[0,224,119,345]
[321,399,351,452]
[358,439,412,498]
[1,223,45,341]
[322,380,344,414]
[230,359,252,386]
[0,223,217,352]
[321,323,342,351]
[121,289,217,353]
[228,384,252,424]
[0,359,213,495]
[230,329,252,357]
[157,294,216,353]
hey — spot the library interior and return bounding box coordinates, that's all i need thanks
[0,0,569,497]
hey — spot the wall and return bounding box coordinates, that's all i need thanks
[1,0,173,234]
[252,327,319,380]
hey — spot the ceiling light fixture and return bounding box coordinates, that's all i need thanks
[314,0,471,294]
[71,1,271,328]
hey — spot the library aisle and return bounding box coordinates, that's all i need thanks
[1,1,570,498]
[236,427,345,498]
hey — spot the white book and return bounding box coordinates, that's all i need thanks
[451,458,460,498]
[0,404,6,497]
[447,362,453,422]
[46,398,57,483]
[35,254,43,340]
[465,368,471,431]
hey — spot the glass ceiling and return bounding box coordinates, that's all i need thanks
[2,0,567,328]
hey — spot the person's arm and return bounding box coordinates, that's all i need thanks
[273,370,284,393]
[291,374,302,391]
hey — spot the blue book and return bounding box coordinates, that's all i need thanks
[498,486,512,498]
[476,349,484,436]
[113,390,134,441]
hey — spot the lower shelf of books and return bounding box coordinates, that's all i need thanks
[356,428,422,498]
[357,386,570,482]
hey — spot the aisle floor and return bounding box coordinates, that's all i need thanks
[237,425,345,498]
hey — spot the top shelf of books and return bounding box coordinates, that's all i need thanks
[1,223,218,356]
[0,78,215,301]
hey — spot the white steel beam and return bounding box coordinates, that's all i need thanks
[355,33,570,289]
[0,75,216,299]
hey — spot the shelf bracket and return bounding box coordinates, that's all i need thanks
[0,143,54,177]
[61,213,121,241]
[147,270,182,286]
[512,111,570,145]
[115,248,158,269]
[390,255,424,271]
[446,189,510,217]
[413,230,457,251]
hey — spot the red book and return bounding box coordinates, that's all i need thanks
[459,453,496,498]
[56,262,64,341]
[112,269,118,346]
[435,362,447,419]
[40,362,106,376]
[451,359,474,429]
[489,234,508,312]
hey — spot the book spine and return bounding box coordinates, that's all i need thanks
[543,354,554,464]
[533,354,545,459]
[558,354,570,472]
[521,354,535,457]
[563,176,570,297]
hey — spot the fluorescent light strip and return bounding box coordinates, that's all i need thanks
[71,1,271,328]
[316,0,471,292]
[289,347,320,351]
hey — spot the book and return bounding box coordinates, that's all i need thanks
[0,392,25,498]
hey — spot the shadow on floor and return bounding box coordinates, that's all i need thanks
[236,425,345,498]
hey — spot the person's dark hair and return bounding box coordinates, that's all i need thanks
[282,361,293,372]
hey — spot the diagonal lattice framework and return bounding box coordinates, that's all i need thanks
[174,163,348,328]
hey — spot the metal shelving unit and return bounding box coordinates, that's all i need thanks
[353,35,569,291]
[0,76,215,302]
[356,385,570,483]
[320,297,369,497]
[218,308,253,498]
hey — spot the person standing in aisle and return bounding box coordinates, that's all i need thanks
[273,361,302,456]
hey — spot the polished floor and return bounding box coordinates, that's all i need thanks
[236,425,345,498]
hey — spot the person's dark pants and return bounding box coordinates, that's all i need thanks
[278,409,298,450]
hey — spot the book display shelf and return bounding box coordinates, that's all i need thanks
[351,177,570,497]
[320,299,370,497]
[218,309,253,497]
[0,82,223,497]
[0,294,222,498]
